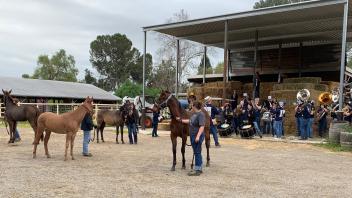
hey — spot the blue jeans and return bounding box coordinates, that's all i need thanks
[296,117,301,137]
[128,123,137,144]
[273,120,283,138]
[210,125,220,145]
[15,129,20,139]
[318,118,327,137]
[253,117,262,137]
[300,119,308,139]
[190,132,205,171]
[152,122,158,137]
[83,130,90,154]
[263,121,272,135]
[308,118,314,138]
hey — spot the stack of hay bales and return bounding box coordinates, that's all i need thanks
[243,82,276,100]
[189,81,242,106]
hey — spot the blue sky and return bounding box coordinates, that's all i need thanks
[0,0,257,79]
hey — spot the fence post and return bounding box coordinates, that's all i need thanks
[95,104,98,118]
[56,104,59,115]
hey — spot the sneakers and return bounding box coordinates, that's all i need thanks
[83,153,93,157]
[188,170,202,176]
[14,138,21,142]
[215,144,221,148]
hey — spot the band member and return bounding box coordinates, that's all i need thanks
[301,102,311,140]
[254,72,261,98]
[272,102,285,139]
[343,102,352,124]
[204,96,221,147]
[308,100,315,138]
[252,98,263,138]
[294,101,304,137]
[230,90,238,111]
[263,96,273,135]
[241,93,249,111]
[317,104,328,138]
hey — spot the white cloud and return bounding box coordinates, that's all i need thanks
[0,0,256,79]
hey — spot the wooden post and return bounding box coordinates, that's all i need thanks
[222,20,228,103]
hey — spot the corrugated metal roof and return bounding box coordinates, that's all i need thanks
[144,0,351,51]
[0,77,120,101]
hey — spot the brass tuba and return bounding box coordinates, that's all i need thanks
[318,92,332,105]
[297,89,310,103]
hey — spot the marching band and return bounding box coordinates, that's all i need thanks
[201,88,352,140]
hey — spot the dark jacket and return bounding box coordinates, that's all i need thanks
[127,109,139,125]
[81,114,93,131]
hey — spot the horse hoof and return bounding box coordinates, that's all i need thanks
[102,140,105,143]
[33,155,36,159]
[182,166,186,170]
[170,167,176,171]
[191,165,194,169]
[46,154,51,158]
[72,157,75,160]
[116,141,119,144]
[206,163,210,167]
[122,142,125,144]
[64,157,68,161]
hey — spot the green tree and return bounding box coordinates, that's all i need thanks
[22,74,30,79]
[253,0,310,9]
[149,59,176,91]
[213,62,224,74]
[89,33,153,91]
[83,69,97,85]
[32,49,78,82]
[197,55,213,75]
[115,81,160,98]
[129,53,153,84]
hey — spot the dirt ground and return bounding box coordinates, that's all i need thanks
[0,128,352,198]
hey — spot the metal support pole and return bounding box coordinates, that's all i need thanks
[142,31,147,130]
[278,43,282,83]
[176,39,180,98]
[299,42,303,78]
[339,0,349,111]
[222,20,228,103]
[202,46,207,84]
[253,30,258,98]
[227,49,231,82]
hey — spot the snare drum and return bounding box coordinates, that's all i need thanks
[239,124,254,138]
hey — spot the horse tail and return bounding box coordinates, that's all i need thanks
[91,125,96,142]
[34,108,44,141]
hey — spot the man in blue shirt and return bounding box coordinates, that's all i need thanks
[152,107,160,137]
[300,102,311,140]
[272,102,285,139]
[204,96,221,147]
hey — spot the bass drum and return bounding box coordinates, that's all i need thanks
[239,124,254,138]
[218,123,233,137]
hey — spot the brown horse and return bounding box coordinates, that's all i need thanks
[95,103,129,144]
[2,89,40,143]
[157,90,211,171]
[33,97,94,161]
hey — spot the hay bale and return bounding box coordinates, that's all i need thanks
[273,83,317,91]
[283,77,321,84]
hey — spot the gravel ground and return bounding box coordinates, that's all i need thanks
[0,127,352,198]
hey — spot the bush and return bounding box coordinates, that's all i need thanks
[115,81,160,98]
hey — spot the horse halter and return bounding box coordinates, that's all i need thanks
[82,103,93,115]
[157,93,173,109]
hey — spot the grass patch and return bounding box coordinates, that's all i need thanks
[315,142,352,152]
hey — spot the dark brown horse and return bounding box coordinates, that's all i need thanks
[33,97,94,161]
[157,90,211,171]
[94,103,129,144]
[2,89,40,143]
